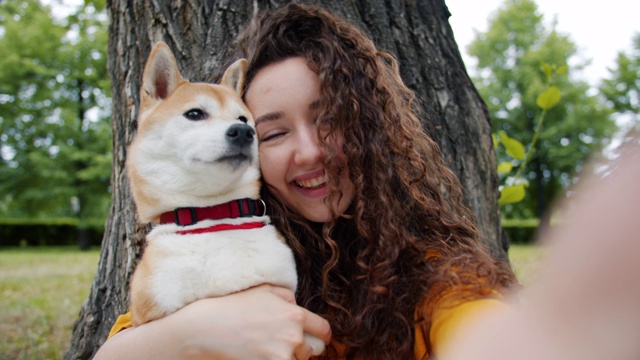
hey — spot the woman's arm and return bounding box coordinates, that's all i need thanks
[93,284,331,360]
[440,144,640,360]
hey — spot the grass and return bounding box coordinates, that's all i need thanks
[0,243,542,359]
[0,247,100,360]
[508,243,546,286]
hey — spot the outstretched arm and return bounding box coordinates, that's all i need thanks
[441,143,640,360]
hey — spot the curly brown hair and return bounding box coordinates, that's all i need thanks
[235,3,516,359]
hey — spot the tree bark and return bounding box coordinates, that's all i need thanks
[65,1,505,358]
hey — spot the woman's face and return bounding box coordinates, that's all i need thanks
[245,57,355,222]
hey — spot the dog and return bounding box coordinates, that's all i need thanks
[126,41,324,355]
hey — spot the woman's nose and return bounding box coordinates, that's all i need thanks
[293,127,322,166]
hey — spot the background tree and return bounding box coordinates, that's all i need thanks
[0,0,68,216]
[0,0,111,245]
[54,2,111,248]
[66,1,506,358]
[467,0,616,224]
[600,32,640,150]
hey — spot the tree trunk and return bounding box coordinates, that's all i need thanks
[65,1,505,358]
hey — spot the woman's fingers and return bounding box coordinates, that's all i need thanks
[303,311,332,345]
[265,283,297,304]
[259,284,332,353]
[258,284,332,344]
[293,342,313,360]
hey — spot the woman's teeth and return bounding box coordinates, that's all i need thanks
[295,175,326,189]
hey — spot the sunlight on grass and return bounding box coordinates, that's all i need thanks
[0,247,100,360]
[508,244,546,286]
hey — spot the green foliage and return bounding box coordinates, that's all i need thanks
[0,216,104,228]
[600,32,640,143]
[536,86,561,110]
[468,0,617,219]
[0,217,105,247]
[497,161,513,174]
[601,33,640,118]
[495,130,526,205]
[499,183,526,204]
[0,0,111,224]
[498,130,525,160]
[496,63,565,206]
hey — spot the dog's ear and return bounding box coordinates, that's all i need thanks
[140,42,185,111]
[220,59,247,96]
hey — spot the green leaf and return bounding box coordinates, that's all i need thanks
[497,161,514,174]
[536,86,562,110]
[556,65,568,75]
[541,63,553,79]
[498,131,526,160]
[492,133,499,149]
[499,184,526,205]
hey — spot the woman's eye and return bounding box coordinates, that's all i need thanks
[260,131,285,142]
[238,115,248,123]
[183,109,207,121]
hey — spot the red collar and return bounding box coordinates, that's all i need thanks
[175,221,267,235]
[159,198,266,226]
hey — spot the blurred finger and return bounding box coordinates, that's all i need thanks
[293,342,313,360]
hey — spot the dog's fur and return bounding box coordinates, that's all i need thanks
[127,42,323,354]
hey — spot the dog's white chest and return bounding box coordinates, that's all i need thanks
[144,222,298,313]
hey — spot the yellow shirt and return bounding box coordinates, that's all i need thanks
[108,296,505,359]
[419,297,504,357]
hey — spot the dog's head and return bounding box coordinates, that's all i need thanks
[128,42,259,223]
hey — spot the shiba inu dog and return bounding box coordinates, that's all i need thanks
[126,41,324,355]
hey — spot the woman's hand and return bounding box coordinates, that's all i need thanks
[177,284,331,359]
[440,144,640,360]
[94,284,331,360]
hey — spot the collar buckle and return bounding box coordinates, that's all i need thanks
[174,207,197,226]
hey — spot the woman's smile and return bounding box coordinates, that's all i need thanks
[292,170,329,197]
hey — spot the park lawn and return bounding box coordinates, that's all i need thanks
[508,243,546,286]
[0,247,100,360]
[0,244,540,359]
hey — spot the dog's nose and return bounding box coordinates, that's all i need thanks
[226,124,255,147]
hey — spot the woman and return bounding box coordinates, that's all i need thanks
[96,4,515,359]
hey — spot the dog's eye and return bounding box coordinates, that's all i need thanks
[237,115,248,123]
[184,109,207,121]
